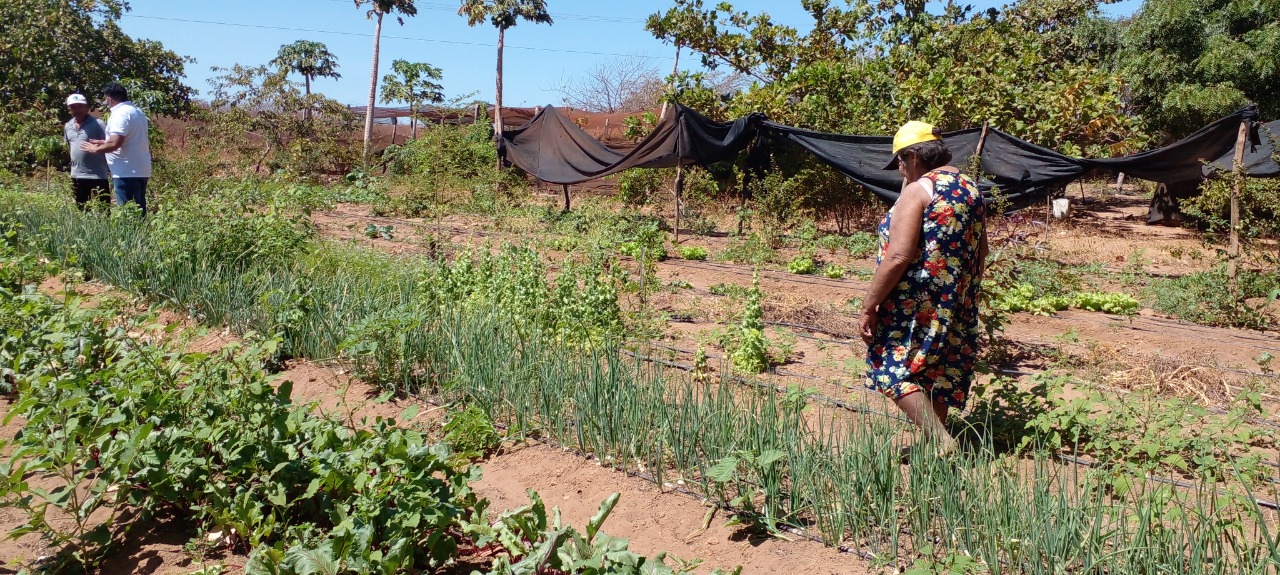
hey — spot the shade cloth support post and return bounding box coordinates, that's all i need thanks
[974,121,990,159]
[660,46,681,122]
[674,165,685,244]
[562,184,571,213]
[1228,118,1249,287]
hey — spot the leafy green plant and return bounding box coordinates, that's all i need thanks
[786,254,817,275]
[708,282,749,298]
[363,223,395,240]
[1071,291,1140,315]
[1148,267,1278,329]
[444,404,502,461]
[727,273,769,373]
[821,264,845,279]
[679,246,708,260]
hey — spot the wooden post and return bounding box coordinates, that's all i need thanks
[659,46,681,122]
[1227,118,1249,288]
[562,184,571,213]
[974,121,989,159]
[473,103,481,124]
[673,164,685,244]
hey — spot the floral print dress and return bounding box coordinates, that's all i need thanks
[865,169,986,409]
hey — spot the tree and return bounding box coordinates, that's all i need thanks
[354,0,419,160]
[207,64,357,176]
[558,56,665,113]
[0,0,193,113]
[380,60,445,140]
[0,0,193,174]
[457,0,553,169]
[1118,0,1280,138]
[271,40,341,97]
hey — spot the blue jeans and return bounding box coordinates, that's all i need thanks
[113,177,149,215]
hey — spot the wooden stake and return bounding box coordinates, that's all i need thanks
[1115,172,1125,194]
[1227,118,1249,288]
[562,184,571,213]
[974,121,990,159]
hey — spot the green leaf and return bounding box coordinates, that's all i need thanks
[706,456,739,483]
[586,493,620,543]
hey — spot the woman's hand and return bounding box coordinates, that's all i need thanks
[859,306,878,345]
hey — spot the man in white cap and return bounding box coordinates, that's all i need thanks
[80,82,151,214]
[62,93,111,209]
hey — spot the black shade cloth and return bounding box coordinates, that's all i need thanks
[1083,107,1257,182]
[497,104,762,184]
[499,102,1278,209]
[759,122,983,202]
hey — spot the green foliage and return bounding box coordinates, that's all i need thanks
[1006,374,1276,486]
[363,223,395,240]
[382,121,499,182]
[708,282,749,298]
[727,274,769,373]
[1148,267,1279,329]
[1071,291,1140,315]
[1120,0,1280,136]
[786,253,817,275]
[444,405,502,461]
[271,40,342,93]
[614,167,667,207]
[1182,175,1280,267]
[0,0,193,113]
[380,59,445,114]
[206,64,358,177]
[716,233,776,265]
[678,246,708,260]
[7,185,1280,575]
[821,265,845,279]
[649,0,1145,156]
[0,289,483,573]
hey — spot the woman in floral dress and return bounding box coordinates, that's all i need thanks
[859,121,988,455]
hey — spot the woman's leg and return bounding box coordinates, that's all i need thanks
[895,391,955,449]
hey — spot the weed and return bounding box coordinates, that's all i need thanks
[443,404,502,461]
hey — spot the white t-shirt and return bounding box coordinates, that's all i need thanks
[105,101,152,178]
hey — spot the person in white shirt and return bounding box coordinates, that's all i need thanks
[80,82,152,214]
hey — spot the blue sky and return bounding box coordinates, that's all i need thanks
[117,0,1143,108]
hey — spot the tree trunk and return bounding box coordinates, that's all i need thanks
[304,75,312,122]
[362,11,384,161]
[494,26,505,172]
[391,116,398,144]
[410,102,418,140]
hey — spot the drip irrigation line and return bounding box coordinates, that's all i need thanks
[618,348,911,424]
[660,259,866,292]
[1057,455,1280,510]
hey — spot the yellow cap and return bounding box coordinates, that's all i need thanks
[885,120,940,169]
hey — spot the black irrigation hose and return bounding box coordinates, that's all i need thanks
[618,348,911,424]
[1057,454,1280,511]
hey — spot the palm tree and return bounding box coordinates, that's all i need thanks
[457,0,553,169]
[354,0,419,160]
[270,40,341,97]
[381,60,445,141]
